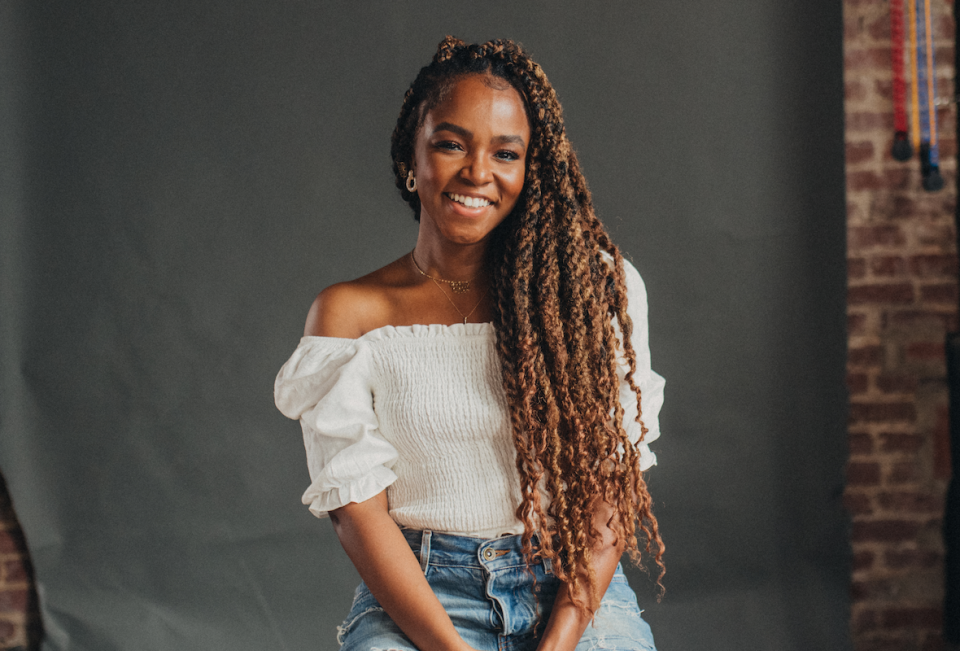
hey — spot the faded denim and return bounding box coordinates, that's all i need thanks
[337,529,656,651]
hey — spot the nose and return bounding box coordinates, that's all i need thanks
[461,152,493,185]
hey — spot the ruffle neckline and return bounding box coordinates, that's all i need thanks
[299,322,494,344]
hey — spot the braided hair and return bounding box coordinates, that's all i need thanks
[391,36,664,612]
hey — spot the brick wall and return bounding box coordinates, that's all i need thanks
[844,1,958,649]
[0,474,39,650]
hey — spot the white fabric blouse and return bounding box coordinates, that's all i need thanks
[274,259,665,538]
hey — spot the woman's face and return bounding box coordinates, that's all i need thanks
[412,74,531,246]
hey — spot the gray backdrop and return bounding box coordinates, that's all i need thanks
[0,1,849,649]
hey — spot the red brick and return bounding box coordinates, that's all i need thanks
[848,283,914,305]
[919,283,958,303]
[883,195,916,218]
[848,171,887,191]
[849,345,883,367]
[888,461,920,483]
[845,491,875,514]
[847,462,882,485]
[880,607,942,629]
[939,136,957,158]
[870,256,906,277]
[0,618,14,642]
[935,46,953,65]
[847,372,870,394]
[905,341,945,361]
[851,577,898,601]
[853,549,876,571]
[0,587,28,613]
[909,254,959,278]
[0,532,24,556]
[875,374,918,394]
[854,607,880,633]
[849,402,917,423]
[846,111,894,132]
[850,431,874,454]
[845,48,893,70]
[916,224,956,247]
[846,79,868,102]
[867,14,890,40]
[847,141,876,165]
[851,519,922,542]
[879,432,924,452]
[886,309,958,331]
[874,78,893,101]
[1,559,28,584]
[876,491,942,512]
[849,312,868,335]
[936,13,956,40]
[884,549,941,569]
[849,225,907,249]
[882,168,910,189]
[849,257,868,279]
[847,313,867,335]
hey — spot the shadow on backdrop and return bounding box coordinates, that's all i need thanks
[0,1,848,649]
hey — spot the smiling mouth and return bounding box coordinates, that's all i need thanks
[447,193,492,209]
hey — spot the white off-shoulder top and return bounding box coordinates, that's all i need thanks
[274,260,665,538]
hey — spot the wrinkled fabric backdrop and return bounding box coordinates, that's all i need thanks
[0,1,848,649]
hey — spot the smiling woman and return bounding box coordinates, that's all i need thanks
[275,36,665,651]
[412,74,529,251]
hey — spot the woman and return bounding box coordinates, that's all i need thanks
[275,36,665,651]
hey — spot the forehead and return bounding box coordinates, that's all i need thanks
[421,74,530,138]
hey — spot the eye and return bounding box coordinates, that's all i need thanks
[495,150,521,161]
[434,140,463,152]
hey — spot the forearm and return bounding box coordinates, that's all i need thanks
[331,492,474,651]
[536,506,625,651]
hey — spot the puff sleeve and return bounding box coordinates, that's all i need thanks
[617,260,666,471]
[274,337,398,518]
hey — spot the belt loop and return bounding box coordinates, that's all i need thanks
[419,530,432,573]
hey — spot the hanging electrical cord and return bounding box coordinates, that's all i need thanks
[909,0,923,153]
[891,0,913,160]
[917,0,944,190]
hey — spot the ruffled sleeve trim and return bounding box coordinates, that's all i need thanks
[275,337,399,518]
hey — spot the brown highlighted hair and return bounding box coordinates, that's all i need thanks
[391,36,664,612]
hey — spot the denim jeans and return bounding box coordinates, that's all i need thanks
[337,529,656,651]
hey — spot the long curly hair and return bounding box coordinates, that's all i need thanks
[391,36,664,611]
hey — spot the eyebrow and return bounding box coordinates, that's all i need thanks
[432,121,526,147]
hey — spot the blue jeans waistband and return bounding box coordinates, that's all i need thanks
[401,528,552,575]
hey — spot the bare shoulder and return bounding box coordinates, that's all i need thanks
[303,256,412,339]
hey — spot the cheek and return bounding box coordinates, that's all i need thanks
[507,168,527,199]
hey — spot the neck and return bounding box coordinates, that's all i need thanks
[412,236,489,283]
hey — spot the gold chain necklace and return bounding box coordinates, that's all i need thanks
[410,250,473,294]
[410,251,488,324]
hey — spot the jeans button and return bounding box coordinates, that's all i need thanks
[482,547,495,561]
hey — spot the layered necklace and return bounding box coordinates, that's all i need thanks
[410,250,488,325]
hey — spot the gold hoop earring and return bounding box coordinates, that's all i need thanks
[406,170,417,193]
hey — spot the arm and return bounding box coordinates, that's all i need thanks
[306,286,475,650]
[330,491,479,651]
[536,498,624,651]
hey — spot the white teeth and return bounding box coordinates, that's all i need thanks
[450,193,491,208]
